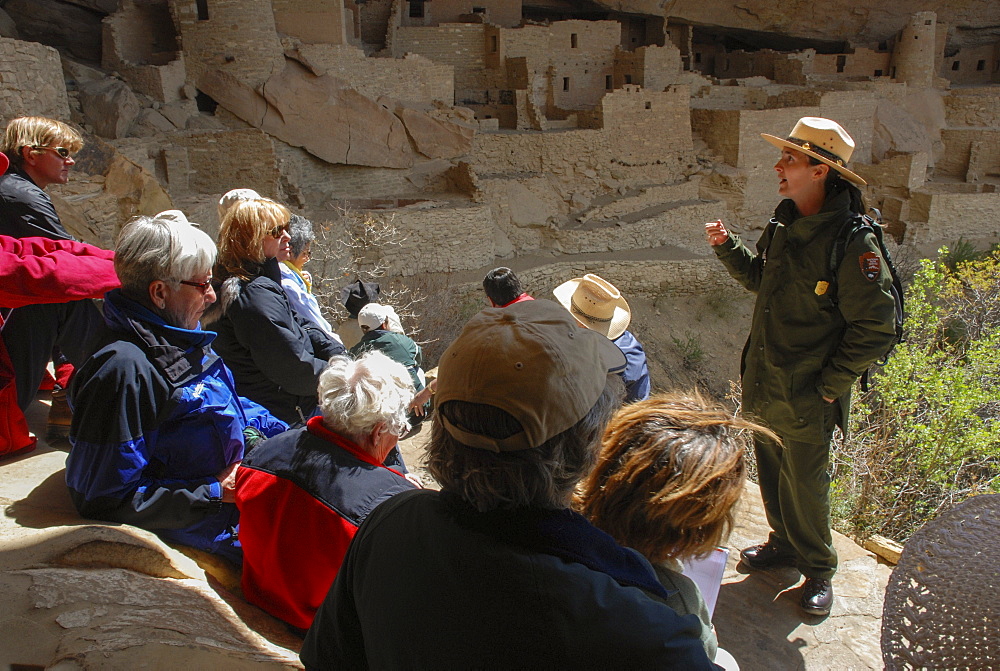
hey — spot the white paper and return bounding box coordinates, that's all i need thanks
[680,546,729,618]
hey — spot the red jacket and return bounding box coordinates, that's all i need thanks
[1,235,118,457]
[0,235,117,308]
[236,416,417,630]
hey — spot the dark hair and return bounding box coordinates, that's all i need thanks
[427,374,624,511]
[577,391,779,562]
[810,157,866,215]
[483,267,524,306]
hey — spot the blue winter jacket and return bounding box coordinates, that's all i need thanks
[66,289,287,562]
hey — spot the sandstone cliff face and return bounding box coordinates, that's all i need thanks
[607,0,1000,49]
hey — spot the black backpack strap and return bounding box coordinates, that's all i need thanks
[828,208,906,392]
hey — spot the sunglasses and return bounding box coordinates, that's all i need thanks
[178,278,213,292]
[266,223,290,238]
[33,145,73,159]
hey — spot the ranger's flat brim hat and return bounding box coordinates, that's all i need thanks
[761,116,866,186]
[436,299,626,452]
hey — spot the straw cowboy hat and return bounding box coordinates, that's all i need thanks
[553,273,631,340]
[761,116,866,186]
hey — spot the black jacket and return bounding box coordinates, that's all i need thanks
[0,167,74,240]
[205,257,345,424]
[302,489,716,670]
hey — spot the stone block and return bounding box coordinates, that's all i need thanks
[78,78,141,139]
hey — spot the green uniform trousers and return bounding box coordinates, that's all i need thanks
[754,400,838,580]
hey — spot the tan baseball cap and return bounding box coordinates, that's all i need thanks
[436,299,626,452]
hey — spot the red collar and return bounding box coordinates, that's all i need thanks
[306,415,407,479]
[499,293,534,308]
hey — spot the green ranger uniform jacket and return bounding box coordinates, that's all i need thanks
[714,190,897,443]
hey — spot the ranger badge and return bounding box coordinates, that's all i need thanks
[814,281,829,295]
[859,251,881,281]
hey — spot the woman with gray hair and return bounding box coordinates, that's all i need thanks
[236,350,419,631]
[65,213,287,564]
[280,214,335,336]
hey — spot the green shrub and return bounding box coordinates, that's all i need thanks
[830,248,1000,543]
[671,331,704,369]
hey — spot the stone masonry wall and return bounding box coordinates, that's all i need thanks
[415,0,521,28]
[598,85,692,163]
[547,21,619,110]
[172,128,282,197]
[272,0,347,45]
[943,88,1000,128]
[393,24,486,98]
[103,5,186,103]
[938,128,1000,180]
[373,202,499,276]
[634,44,683,93]
[907,190,1000,250]
[942,42,999,87]
[471,86,693,180]
[168,0,285,90]
[0,38,71,122]
[811,48,891,78]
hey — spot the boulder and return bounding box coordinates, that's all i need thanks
[395,105,474,160]
[78,78,141,139]
[199,63,413,169]
[132,108,179,137]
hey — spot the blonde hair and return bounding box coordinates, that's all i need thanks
[577,391,779,562]
[217,188,261,225]
[2,117,84,168]
[216,198,290,281]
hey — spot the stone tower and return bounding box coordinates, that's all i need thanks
[891,11,938,89]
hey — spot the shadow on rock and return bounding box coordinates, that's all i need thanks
[714,570,813,670]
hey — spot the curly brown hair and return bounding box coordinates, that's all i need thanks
[576,391,778,562]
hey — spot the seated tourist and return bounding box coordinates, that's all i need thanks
[482,266,533,307]
[1,149,121,458]
[280,214,337,338]
[554,273,651,403]
[66,214,286,563]
[577,391,777,668]
[236,351,419,631]
[205,198,345,424]
[301,299,714,669]
[351,303,424,390]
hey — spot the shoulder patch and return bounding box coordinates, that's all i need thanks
[859,251,881,281]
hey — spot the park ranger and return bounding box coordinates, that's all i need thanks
[705,117,896,615]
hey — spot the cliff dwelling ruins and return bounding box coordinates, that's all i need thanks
[2,0,1000,356]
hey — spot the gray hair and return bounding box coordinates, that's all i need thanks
[114,214,216,298]
[288,214,315,258]
[427,374,624,512]
[318,351,415,446]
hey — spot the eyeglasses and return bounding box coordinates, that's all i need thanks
[266,223,290,238]
[178,278,213,292]
[32,146,73,159]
